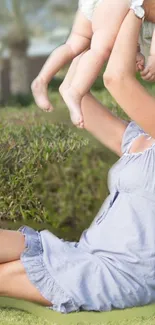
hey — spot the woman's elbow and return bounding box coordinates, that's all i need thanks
[103,70,129,91]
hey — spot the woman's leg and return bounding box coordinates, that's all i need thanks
[0,229,25,263]
[62,0,131,128]
[0,261,51,306]
[0,229,51,306]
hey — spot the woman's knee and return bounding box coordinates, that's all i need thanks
[0,229,26,263]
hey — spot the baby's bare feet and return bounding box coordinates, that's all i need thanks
[62,87,84,128]
[31,77,53,112]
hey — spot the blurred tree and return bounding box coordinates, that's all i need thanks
[0,0,50,96]
[0,43,5,103]
[49,0,78,25]
[0,0,78,97]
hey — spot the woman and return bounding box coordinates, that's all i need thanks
[1,3,155,313]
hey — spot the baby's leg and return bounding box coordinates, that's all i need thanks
[31,11,92,112]
[59,52,85,95]
[59,54,88,126]
[63,0,131,127]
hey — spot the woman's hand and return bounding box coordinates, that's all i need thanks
[140,55,155,81]
[136,52,145,72]
[143,0,155,23]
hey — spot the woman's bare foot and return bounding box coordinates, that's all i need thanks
[31,77,54,112]
[62,86,84,128]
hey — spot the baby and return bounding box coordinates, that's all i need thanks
[32,0,155,128]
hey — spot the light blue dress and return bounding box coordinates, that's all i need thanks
[19,121,155,313]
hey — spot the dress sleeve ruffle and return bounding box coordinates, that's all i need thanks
[121,121,145,155]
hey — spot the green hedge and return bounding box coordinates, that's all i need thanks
[0,118,117,240]
[35,146,115,239]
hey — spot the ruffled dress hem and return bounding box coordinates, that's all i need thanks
[18,226,78,313]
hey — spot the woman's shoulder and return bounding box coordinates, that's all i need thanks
[121,121,145,155]
[121,121,155,156]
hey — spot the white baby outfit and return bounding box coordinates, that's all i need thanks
[78,0,155,59]
[78,0,103,21]
[78,0,145,21]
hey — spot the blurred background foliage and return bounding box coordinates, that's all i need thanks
[0,0,77,100]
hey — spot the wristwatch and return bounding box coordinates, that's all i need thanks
[130,4,145,22]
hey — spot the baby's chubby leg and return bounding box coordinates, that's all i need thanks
[59,54,87,126]
[31,11,92,112]
[63,0,131,127]
[59,53,85,97]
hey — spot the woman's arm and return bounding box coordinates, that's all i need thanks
[81,93,127,156]
[104,9,155,138]
[60,54,127,156]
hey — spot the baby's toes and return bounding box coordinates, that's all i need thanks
[75,119,84,129]
[79,121,85,129]
[43,104,54,112]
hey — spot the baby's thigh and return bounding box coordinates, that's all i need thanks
[92,0,131,46]
[72,10,93,40]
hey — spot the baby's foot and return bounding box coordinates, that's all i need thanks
[31,77,53,112]
[62,87,84,128]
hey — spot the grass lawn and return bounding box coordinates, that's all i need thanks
[0,309,51,325]
[0,305,155,325]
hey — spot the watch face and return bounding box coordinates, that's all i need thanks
[135,6,145,19]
